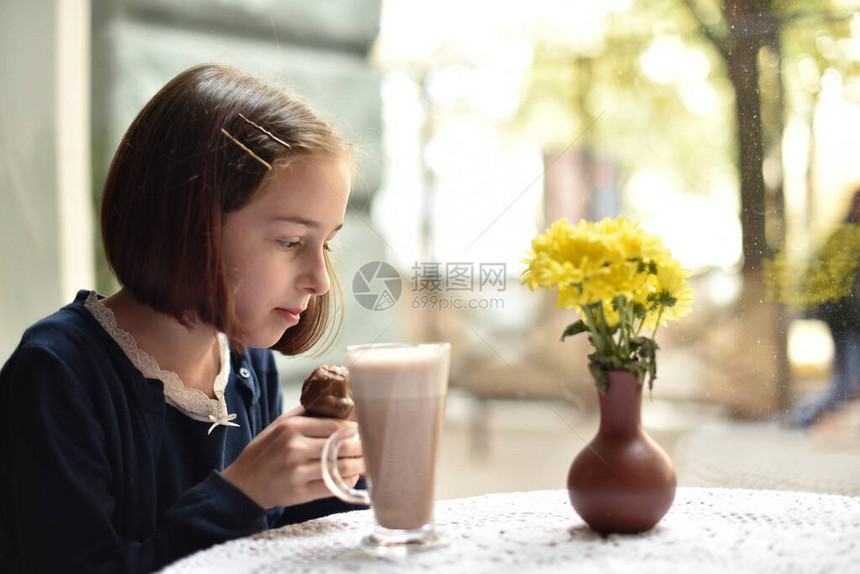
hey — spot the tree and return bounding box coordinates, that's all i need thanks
[683,0,860,268]
[682,0,780,272]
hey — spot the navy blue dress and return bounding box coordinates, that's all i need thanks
[0,290,363,573]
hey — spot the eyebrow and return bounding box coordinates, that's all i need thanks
[271,216,344,232]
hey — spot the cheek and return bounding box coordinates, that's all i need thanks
[223,251,267,313]
[229,256,288,306]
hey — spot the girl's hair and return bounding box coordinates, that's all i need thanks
[100,63,350,354]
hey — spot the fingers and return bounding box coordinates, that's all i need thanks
[297,457,366,484]
[267,419,362,464]
[281,436,362,463]
[300,472,363,503]
[298,417,358,439]
[256,416,362,466]
[283,404,306,418]
[338,455,366,478]
[310,434,363,458]
[224,410,363,509]
[273,410,357,438]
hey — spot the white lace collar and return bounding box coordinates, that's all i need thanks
[84,291,239,434]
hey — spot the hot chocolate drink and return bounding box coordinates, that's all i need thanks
[321,343,451,552]
[348,345,449,532]
[355,394,445,529]
[351,346,448,530]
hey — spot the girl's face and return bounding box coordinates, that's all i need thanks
[221,154,351,348]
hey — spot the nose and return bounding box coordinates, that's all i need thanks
[297,246,331,296]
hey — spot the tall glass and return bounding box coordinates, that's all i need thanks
[322,343,451,555]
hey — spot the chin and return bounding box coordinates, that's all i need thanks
[234,328,287,350]
[260,333,288,350]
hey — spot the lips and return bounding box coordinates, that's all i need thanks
[275,308,303,323]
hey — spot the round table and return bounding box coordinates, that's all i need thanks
[159,488,860,573]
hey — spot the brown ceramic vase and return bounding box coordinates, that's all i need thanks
[567,369,676,534]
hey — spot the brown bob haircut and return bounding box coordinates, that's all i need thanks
[100,63,350,354]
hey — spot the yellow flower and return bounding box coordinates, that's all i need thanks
[641,261,695,330]
[522,216,695,391]
[600,216,670,263]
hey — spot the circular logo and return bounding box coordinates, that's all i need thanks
[352,261,402,311]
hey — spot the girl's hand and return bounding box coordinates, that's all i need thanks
[221,406,364,510]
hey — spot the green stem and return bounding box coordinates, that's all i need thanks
[651,304,665,341]
[633,301,646,337]
[621,300,632,355]
[584,305,610,358]
[596,303,617,357]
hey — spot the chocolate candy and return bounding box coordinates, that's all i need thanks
[300,364,354,419]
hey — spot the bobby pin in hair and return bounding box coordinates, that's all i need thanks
[239,113,292,150]
[220,128,272,170]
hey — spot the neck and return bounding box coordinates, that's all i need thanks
[102,288,221,397]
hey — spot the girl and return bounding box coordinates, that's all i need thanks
[0,64,366,573]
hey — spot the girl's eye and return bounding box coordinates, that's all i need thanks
[277,239,333,252]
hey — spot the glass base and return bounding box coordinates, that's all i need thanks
[360,530,449,558]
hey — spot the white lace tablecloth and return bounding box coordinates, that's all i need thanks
[160,488,860,574]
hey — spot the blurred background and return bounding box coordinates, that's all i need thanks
[2,0,860,498]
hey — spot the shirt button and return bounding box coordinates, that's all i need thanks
[239,367,251,379]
